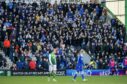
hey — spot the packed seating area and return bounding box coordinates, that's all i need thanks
[0,1,126,70]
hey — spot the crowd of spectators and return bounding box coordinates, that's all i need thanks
[0,1,126,71]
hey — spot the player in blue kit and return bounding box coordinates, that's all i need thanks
[73,49,87,81]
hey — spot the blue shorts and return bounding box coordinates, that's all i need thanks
[76,65,83,72]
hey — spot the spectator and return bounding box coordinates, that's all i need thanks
[123,57,127,75]
[16,59,23,70]
[109,58,116,75]
[0,1,126,71]
[3,38,10,48]
[29,59,36,70]
[88,59,96,69]
[3,38,11,56]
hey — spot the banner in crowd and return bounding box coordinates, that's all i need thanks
[11,70,65,76]
[66,69,125,76]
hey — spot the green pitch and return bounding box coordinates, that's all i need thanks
[0,76,127,84]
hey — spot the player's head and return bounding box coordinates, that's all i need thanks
[53,45,58,54]
[80,49,84,53]
[53,48,58,54]
[52,44,58,54]
[80,49,86,55]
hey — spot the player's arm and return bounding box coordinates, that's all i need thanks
[49,54,52,65]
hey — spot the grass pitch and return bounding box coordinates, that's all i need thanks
[0,76,127,84]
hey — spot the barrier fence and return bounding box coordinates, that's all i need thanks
[0,70,65,76]
[0,69,125,76]
[66,69,125,76]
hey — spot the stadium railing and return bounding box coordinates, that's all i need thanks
[2,0,101,4]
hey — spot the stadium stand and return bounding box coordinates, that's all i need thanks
[0,0,126,71]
